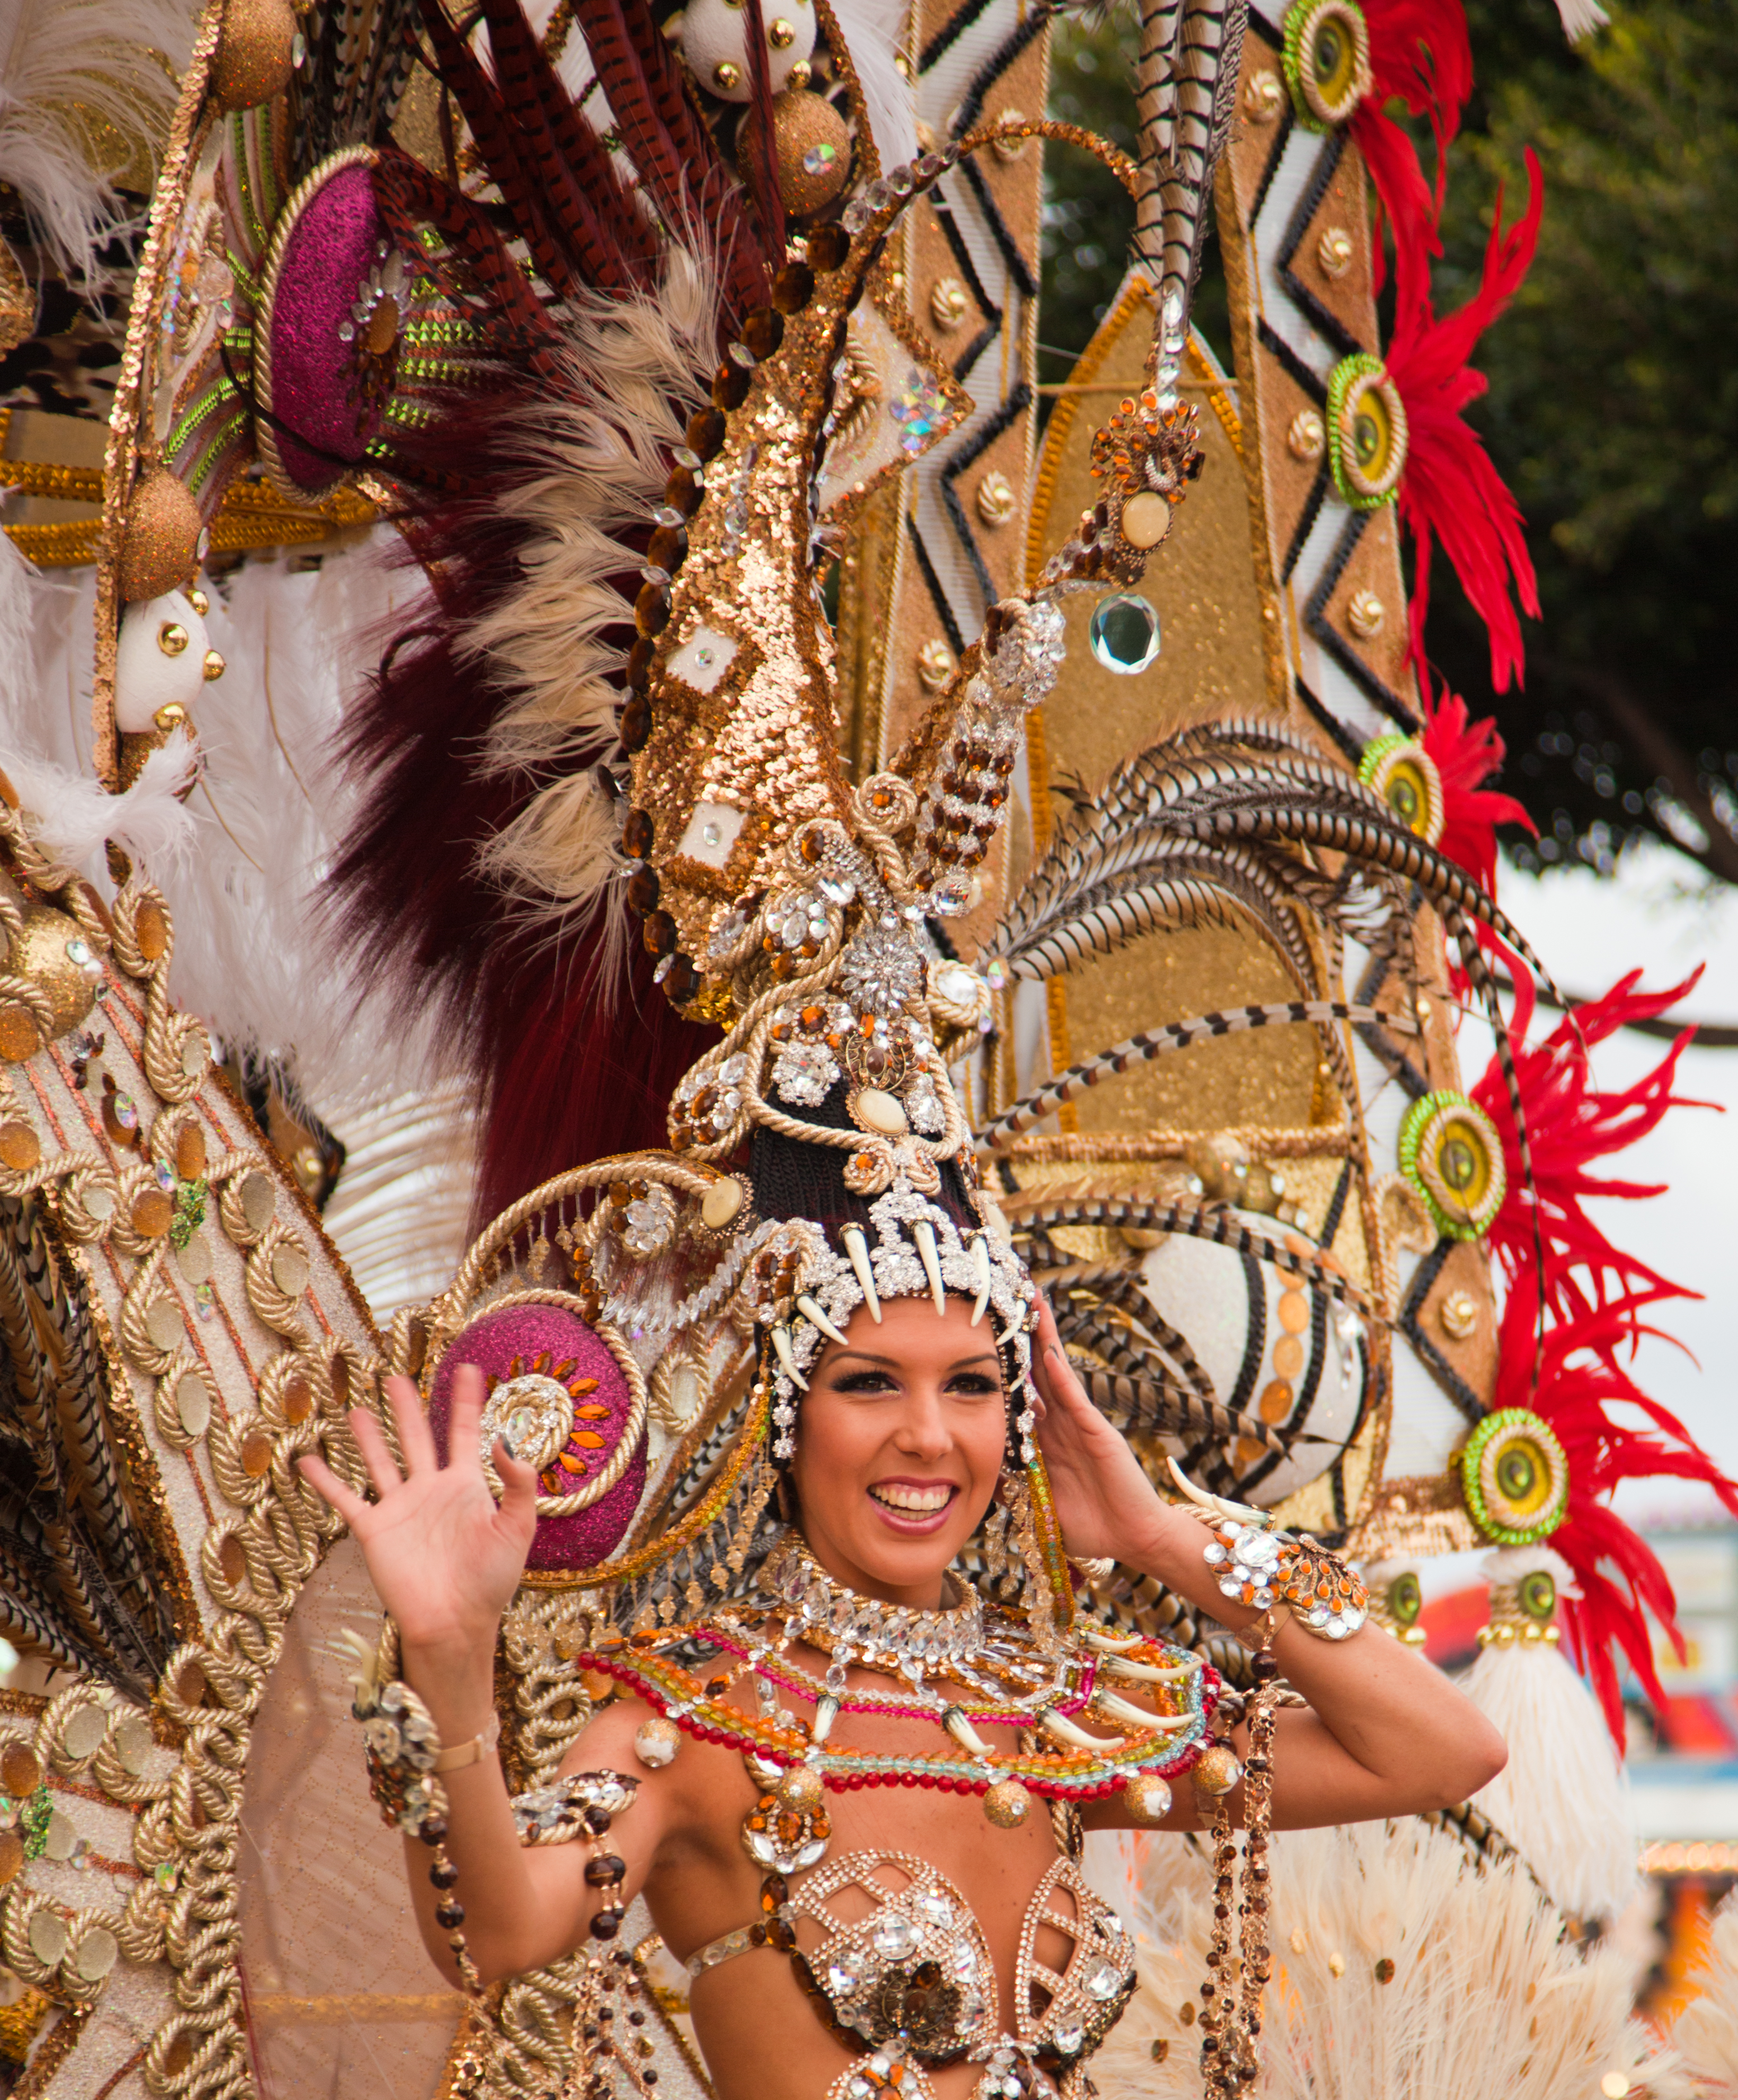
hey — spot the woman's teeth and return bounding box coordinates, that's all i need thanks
[870,1483,953,1513]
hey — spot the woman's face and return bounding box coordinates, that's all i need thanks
[788,1294,1008,1608]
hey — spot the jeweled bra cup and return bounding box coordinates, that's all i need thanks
[688,1850,1136,2100]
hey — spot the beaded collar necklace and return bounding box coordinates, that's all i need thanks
[575,1536,1221,1827]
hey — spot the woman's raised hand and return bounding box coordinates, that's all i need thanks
[1028,1293,1169,1566]
[298,1367,538,1662]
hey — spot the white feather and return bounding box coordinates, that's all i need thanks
[1090,1820,1688,2100]
[0,0,193,283]
[320,1082,475,1321]
[1459,1547,1639,1921]
[827,0,918,171]
[1672,1891,1738,2093]
[2,733,199,872]
[1553,0,1609,41]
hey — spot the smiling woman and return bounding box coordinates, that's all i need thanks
[304,1174,1505,2100]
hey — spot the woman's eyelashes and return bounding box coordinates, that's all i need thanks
[945,1372,999,1396]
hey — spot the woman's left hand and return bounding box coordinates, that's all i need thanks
[1029,1293,1169,1564]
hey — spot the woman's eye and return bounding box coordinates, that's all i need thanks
[946,1374,999,1396]
[830,1370,898,1394]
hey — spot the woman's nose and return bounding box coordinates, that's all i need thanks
[892,1387,952,1458]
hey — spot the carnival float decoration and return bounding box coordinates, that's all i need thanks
[0,0,1722,2094]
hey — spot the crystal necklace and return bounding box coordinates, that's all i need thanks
[758,1531,986,1700]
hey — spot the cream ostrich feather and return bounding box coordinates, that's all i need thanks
[1087,1820,1689,2100]
[1673,1894,1738,2098]
[0,0,193,283]
[463,249,718,993]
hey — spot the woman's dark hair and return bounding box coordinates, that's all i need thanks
[748,1078,980,1242]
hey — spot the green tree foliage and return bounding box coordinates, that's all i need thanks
[1431,1,1738,883]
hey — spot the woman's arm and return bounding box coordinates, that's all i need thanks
[1028,1296,1506,1828]
[299,1371,672,1983]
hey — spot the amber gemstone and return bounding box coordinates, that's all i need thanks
[772,262,815,314]
[622,807,654,858]
[807,225,849,272]
[620,694,653,752]
[584,1854,627,1885]
[627,866,660,914]
[626,637,657,690]
[646,523,688,573]
[665,465,705,515]
[435,1899,465,1929]
[589,1913,620,1940]
[634,580,670,636]
[686,407,728,460]
[663,953,699,1003]
[742,307,785,359]
[642,911,677,957]
[712,360,751,413]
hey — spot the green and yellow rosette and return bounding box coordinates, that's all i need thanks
[1359,734,1445,844]
[1462,1410,1571,1546]
[1398,1089,1507,1242]
[1282,0,1373,130]
[1326,352,1408,511]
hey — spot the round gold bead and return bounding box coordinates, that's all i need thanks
[777,1762,824,1813]
[767,16,796,47]
[634,1716,681,1769]
[982,1778,1032,1829]
[119,471,201,603]
[202,648,226,681]
[158,622,189,657]
[1123,1772,1174,1826]
[1191,1743,1243,1798]
[712,58,742,90]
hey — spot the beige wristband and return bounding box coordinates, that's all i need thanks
[432,1712,501,1773]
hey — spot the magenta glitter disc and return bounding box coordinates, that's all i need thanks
[428,1305,648,1572]
[258,156,387,498]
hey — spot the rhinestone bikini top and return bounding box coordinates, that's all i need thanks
[687,1849,1137,2099]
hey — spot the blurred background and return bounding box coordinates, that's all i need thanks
[1039,0,1738,2025]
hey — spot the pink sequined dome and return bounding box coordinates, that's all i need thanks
[428,1305,646,1572]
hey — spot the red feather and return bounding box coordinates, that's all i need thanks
[1348,0,1473,302]
[1467,973,1733,1742]
[1387,150,1544,693]
[1422,679,1535,896]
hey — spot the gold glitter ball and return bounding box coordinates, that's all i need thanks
[119,471,201,603]
[1123,1772,1173,1826]
[1190,1743,1242,1798]
[634,1716,682,1769]
[740,88,851,217]
[777,1762,825,1813]
[982,1778,1032,1829]
[210,0,298,113]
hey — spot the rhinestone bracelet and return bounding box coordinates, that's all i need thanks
[1201,1516,1369,1641]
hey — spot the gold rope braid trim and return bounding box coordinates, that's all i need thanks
[444,1287,650,1520]
[516,1379,773,1591]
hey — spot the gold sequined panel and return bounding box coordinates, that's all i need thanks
[1021,289,1316,1137]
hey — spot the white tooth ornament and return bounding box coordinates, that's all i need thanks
[771,1324,807,1390]
[1166,1454,1272,1527]
[797,1293,847,1346]
[1040,1708,1125,1753]
[944,1706,991,1754]
[913,1218,946,1313]
[1103,1654,1194,1683]
[1080,1627,1145,1653]
[812,1695,839,1744]
[970,1233,992,1327]
[841,1226,881,1322]
[1095,1689,1191,1731]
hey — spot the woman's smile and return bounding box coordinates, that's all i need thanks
[867,1476,960,1530]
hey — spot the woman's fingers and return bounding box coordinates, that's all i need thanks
[493,1441,539,1539]
[386,1372,438,1475]
[297,1450,370,1529]
[446,1364,488,1476]
[348,1404,409,1501]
